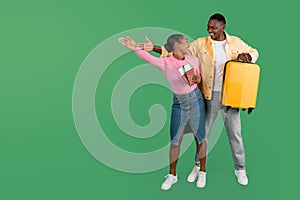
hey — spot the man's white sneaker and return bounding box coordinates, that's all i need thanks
[187,166,200,182]
[196,171,206,188]
[161,174,178,190]
[235,169,248,185]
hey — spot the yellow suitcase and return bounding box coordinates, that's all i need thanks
[221,60,260,114]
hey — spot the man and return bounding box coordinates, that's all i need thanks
[139,13,259,187]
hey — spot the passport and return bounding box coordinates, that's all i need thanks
[177,63,195,86]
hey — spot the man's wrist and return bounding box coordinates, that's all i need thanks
[153,45,162,54]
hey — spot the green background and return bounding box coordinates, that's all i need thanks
[0,0,298,199]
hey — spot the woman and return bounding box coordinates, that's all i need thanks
[119,34,207,190]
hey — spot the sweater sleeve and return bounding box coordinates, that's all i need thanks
[187,55,200,75]
[133,48,166,70]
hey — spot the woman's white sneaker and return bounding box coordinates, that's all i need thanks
[196,171,206,188]
[187,166,200,182]
[234,169,248,185]
[161,174,178,190]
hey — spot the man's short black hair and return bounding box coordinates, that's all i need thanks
[209,13,226,24]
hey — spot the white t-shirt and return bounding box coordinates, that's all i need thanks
[213,40,227,91]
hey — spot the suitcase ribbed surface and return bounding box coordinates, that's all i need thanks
[221,61,260,109]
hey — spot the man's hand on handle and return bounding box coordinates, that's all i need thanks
[237,53,252,63]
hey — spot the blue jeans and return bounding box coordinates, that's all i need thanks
[170,87,206,145]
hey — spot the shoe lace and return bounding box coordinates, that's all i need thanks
[198,172,205,181]
[164,174,174,184]
[192,166,200,174]
[238,170,247,178]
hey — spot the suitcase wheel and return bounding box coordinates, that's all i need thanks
[247,108,254,114]
[225,106,230,112]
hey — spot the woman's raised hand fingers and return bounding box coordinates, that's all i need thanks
[145,36,152,43]
[118,37,128,45]
[126,36,134,43]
